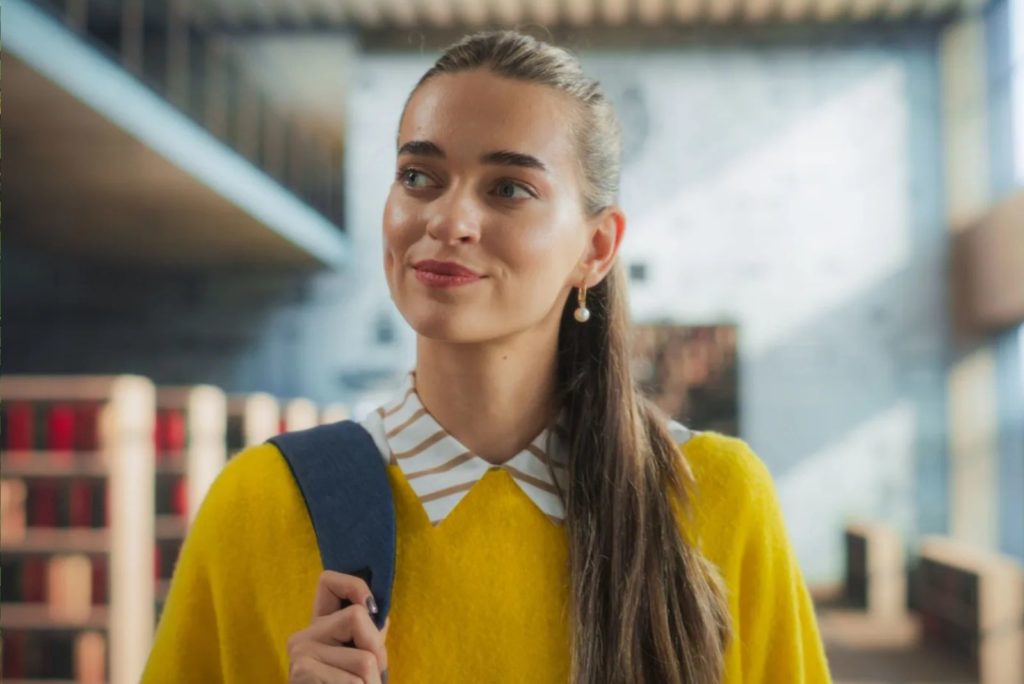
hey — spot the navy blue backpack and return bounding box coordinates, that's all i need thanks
[267,420,395,632]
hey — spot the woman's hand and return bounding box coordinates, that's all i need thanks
[287,571,391,683]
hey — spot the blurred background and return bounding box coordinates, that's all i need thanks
[2,0,1023,682]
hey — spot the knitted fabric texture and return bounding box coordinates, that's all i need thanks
[142,432,831,683]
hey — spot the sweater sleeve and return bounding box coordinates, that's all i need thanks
[732,442,831,683]
[141,443,321,683]
[681,433,832,684]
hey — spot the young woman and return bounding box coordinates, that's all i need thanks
[144,30,831,684]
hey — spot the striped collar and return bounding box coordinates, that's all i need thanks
[360,371,570,526]
[359,370,697,527]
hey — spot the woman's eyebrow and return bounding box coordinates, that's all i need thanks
[397,140,547,172]
[481,150,548,172]
[397,140,444,158]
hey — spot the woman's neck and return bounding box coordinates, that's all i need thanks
[414,333,559,466]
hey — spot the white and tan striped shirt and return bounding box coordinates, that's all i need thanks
[359,370,694,526]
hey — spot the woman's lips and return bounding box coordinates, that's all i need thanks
[414,268,483,288]
[412,260,485,288]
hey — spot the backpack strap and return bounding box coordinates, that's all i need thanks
[267,420,395,630]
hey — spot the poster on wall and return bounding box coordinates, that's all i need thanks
[631,323,739,437]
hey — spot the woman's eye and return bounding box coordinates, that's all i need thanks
[399,168,432,189]
[494,181,533,200]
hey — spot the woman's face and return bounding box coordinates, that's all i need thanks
[383,69,600,344]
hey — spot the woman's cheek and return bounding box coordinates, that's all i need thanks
[382,210,409,294]
[382,200,403,245]
[383,204,418,261]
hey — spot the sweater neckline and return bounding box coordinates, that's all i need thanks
[371,371,570,526]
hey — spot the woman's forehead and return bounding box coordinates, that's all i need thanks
[399,70,578,167]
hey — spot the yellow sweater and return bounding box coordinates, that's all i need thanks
[143,431,831,683]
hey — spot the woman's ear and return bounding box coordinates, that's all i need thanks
[578,206,626,286]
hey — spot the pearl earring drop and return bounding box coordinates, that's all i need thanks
[574,283,591,323]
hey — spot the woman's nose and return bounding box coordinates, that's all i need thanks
[424,190,482,244]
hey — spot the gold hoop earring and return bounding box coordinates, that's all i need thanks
[574,284,591,323]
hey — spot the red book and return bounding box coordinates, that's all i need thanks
[165,410,187,452]
[74,403,101,451]
[155,410,188,456]
[68,480,94,528]
[46,404,76,452]
[2,630,27,678]
[171,477,188,517]
[23,555,48,602]
[28,480,60,527]
[152,416,161,454]
[154,544,162,580]
[5,401,36,451]
[91,556,107,605]
[154,410,168,453]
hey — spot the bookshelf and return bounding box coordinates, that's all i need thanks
[226,393,279,455]
[1,375,155,683]
[915,536,1024,684]
[152,386,226,625]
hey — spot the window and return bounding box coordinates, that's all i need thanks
[1018,322,1024,394]
[375,312,395,345]
[1012,0,1024,184]
[628,262,648,283]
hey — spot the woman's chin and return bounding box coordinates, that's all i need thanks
[407,310,486,343]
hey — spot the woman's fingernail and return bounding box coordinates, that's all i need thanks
[365,595,378,615]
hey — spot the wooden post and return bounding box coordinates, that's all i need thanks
[263,107,286,179]
[121,0,144,74]
[167,0,190,110]
[321,403,351,424]
[226,393,280,453]
[287,125,308,197]
[283,398,319,433]
[204,38,228,139]
[65,0,88,32]
[236,77,261,161]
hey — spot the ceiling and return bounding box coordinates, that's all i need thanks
[188,0,986,30]
[203,0,986,155]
